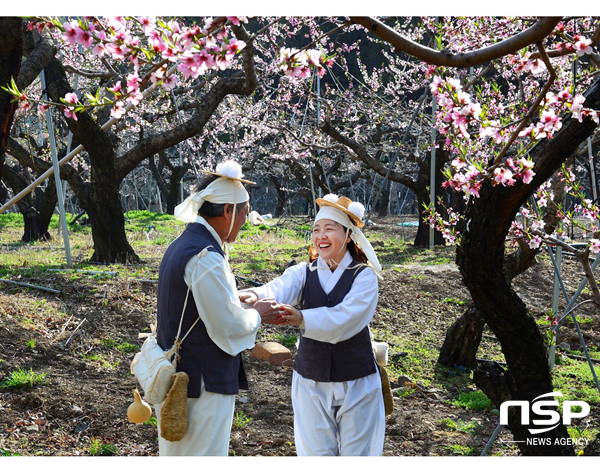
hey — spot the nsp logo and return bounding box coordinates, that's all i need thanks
[500,391,590,435]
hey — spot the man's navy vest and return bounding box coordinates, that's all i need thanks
[294,260,377,382]
[156,222,248,398]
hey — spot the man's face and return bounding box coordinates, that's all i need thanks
[226,201,250,244]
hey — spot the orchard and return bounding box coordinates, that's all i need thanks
[1,16,600,457]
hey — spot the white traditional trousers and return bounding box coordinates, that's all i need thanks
[292,370,385,456]
[155,376,235,456]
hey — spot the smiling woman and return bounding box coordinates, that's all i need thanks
[239,193,386,456]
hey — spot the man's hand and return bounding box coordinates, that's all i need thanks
[239,291,258,304]
[253,298,285,324]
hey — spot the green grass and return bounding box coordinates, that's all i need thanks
[439,418,482,433]
[443,443,479,455]
[89,439,119,456]
[552,355,600,406]
[100,338,139,353]
[144,416,158,426]
[232,411,252,429]
[0,448,21,456]
[272,333,298,348]
[82,353,120,370]
[0,367,48,390]
[448,390,492,411]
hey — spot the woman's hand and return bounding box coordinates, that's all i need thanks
[279,305,303,327]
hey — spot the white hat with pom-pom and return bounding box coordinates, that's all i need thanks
[174,160,255,224]
[315,194,365,228]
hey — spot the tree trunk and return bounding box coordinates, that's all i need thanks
[269,174,288,217]
[148,152,188,215]
[0,17,22,204]
[2,164,53,241]
[43,57,139,263]
[454,76,600,455]
[377,180,390,217]
[439,240,538,369]
[458,186,574,455]
[437,304,485,369]
[413,143,450,247]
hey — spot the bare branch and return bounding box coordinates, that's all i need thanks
[349,17,562,68]
[63,64,113,79]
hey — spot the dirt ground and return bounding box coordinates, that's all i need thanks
[1,218,599,457]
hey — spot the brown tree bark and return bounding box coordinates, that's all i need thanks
[2,164,54,241]
[0,17,23,204]
[148,150,190,215]
[349,17,562,68]
[437,304,485,369]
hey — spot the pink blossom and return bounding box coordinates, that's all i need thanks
[479,122,502,143]
[460,102,481,120]
[126,90,143,106]
[126,72,141,93]
[92,42,107,58]
[227,16,248,26]
[177,51,199,78]
[62,20,79,46]
[429,75,443,95]
[63,92,79,104]
[306,49,321,67]
[62,105,78,121]
[521,169,535,184]
[194,49,216,73]
[110,101,126,119]
[557,88,571,102]
[494,167,514,186]
[224,38,246,58]
[139,16,156,34]
[162,74,179,90]
[590,239,600,254]
[75,28,94,48]
[571,94,586,122]
[527,234,542,249]
[106,43,128,60]
[574,37,593,56]
[108,81,122,96]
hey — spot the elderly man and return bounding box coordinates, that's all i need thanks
[155,161,281,456]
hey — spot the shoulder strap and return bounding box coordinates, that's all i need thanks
[167,246,221,365]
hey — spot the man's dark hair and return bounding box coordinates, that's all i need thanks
[195,174,247,219]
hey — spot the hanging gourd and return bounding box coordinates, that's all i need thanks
[127,389,152,423]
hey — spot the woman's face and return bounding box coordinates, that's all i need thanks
[312,218,350,266]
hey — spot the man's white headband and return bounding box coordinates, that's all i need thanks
[174,161,252,224]
[174,178,249,224]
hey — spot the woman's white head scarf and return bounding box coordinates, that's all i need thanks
[174,161,254,240]
[314,194,382,275]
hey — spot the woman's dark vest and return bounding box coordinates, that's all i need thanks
[156,222,248,398]
[294,260,377,382]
